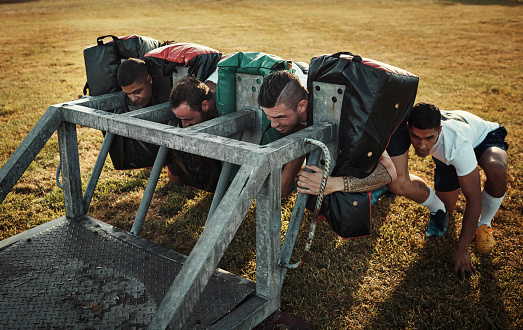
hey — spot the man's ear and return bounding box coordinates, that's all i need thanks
[201,100,210,113]
[147,74,153,85]
[297,99,308,114]
[297,99,308,122]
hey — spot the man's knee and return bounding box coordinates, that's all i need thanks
[387,175,409,196]
[485,160,508,191]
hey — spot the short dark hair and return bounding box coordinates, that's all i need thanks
[408,102,442,130]
[258,70,307,111]
[117,58,149,87]
[169,76,213,112]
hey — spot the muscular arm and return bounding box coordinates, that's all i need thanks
[452,167,482,278]
[297,151,396,195]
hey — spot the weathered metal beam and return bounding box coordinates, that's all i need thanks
[185,110,257,137]
[57,122,84,219]
[209,295,278,329]
[59,103,257,164]
[82,132,114,213]
[258,122,337,168]
[148,152,271,330]
[59,103,336,166]
[73,92,125,111]
[0,106,62,203]
[256,168,283,300]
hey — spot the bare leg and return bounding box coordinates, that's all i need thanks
[478,147,508,198]
[435,189,461,214]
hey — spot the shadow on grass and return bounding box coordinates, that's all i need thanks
[365,235,510,329]
[278,195,396,326]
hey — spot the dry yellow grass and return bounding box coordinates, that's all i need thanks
[0,0,522,328]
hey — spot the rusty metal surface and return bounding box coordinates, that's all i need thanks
[0,216,254,329]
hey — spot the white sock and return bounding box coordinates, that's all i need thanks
[478,191,505,227]
[419,186,446,214]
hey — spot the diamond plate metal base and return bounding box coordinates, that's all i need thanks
[0,216,255,329]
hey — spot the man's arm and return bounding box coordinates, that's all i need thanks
[452,167,482,279]
[297,151,396,196]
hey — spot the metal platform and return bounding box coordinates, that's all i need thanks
[0,216,255,329]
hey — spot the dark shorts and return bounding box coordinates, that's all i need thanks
[433,125,508,192]
[386,117,411,157]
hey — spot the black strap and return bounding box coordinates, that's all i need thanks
[259,122,272,145]
[331,51,362,63]
[96,35,119,46]
[331,51,354,58]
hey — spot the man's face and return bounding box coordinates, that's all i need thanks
[407,124,441,157]
[172,102,206,128]
[121,74,153,108]
[262,101,306,134]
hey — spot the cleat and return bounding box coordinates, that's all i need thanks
[474,225,495,254]
[425,209,448,239]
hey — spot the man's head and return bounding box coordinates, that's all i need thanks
[117,58,153,108]
[258,70,308,134]
[169,76,215,128]
[407,102,442,157]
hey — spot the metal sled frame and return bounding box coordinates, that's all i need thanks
[0,73,343,329]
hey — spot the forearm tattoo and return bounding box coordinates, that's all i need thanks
[343,176,349,192]
[342,162,392,193]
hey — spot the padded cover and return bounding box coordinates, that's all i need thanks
[216,52,300,146]
[83,34,159,96]
[144,43,222,104]
[306,52,419,238]
[308,52,419,179]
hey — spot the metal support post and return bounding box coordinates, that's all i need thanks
[130,144,170,236]
[255,168,282,300]
[57,121,84,219]
[82,132,114,213]
[0,106,62,203]
[206,131,244,224]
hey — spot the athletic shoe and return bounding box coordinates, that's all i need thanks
[474,225,495,254]
[425,209,448,239]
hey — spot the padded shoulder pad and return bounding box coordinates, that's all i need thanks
[215,52,291,145]
[83,34,159,96]
[145,42,221,64]
[144,43,222,103]
[308,52,419,179]
[116,34,159,59]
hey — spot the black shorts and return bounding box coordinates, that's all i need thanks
[433,126,508,192]
[386,117,411,157]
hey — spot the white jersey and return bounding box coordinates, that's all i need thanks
[430,110,499,176]
[205,69,219,84]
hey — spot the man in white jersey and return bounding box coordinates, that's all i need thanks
[407,102,508,279]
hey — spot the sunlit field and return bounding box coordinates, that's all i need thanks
[0,0,522,328]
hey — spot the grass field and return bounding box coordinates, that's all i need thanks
[0,0,522,328]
